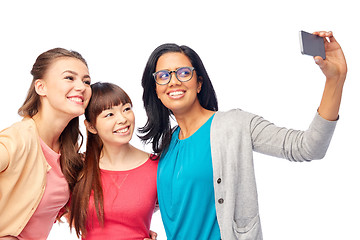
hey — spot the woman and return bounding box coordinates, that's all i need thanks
[139,31,347,239]
[69,82,158,240]
[0,48,92,239]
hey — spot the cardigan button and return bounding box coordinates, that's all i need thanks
[218,198,224,204]
[217,178,222,184]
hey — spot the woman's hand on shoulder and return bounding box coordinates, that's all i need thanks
[313,31,347,82]
[143,230,157,240]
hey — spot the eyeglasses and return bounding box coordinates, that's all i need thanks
[153,67,195,85]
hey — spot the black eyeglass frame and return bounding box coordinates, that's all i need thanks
[152,67,195,85]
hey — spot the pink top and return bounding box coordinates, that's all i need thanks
[18,139,70,240]
[84,157,158,240]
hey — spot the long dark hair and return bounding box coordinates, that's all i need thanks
[138,43,218,155]
[69,82,132,238]
[18,48,88,193]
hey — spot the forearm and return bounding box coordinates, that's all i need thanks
[318,76,346,121]
[0,236,19,240]
[252,112,337,162]
[0,143,10,172]
[313,31,347,121]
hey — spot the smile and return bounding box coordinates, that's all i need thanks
[168,90,185,98]
[67,96,84,104]
[113,126,130,134]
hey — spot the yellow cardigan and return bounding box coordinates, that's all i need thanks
[0,118,51,236]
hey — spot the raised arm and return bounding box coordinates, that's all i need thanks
[0,143,10,172]
[314,31,347,121]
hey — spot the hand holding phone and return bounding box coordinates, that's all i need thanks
[299,30,326,59]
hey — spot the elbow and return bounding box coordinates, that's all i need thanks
[286,143,330,162]
[299,144,330,161]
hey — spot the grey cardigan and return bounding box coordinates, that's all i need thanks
[210,109,337,240]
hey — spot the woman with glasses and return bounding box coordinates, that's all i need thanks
[139,31,347,240]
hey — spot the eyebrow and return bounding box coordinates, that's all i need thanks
[62,70,91,79]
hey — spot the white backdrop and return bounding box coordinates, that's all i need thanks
[1,0,359,239]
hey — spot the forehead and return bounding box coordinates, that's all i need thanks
[45,57,89,76]
[156,52,192,71]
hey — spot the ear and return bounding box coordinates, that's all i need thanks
[84,119,98,134]
[34,79,47,96]
[197,76,203,94]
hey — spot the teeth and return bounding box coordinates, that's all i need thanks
[169,91,184,96]
[68,97,83,102]
[115,127,129,133]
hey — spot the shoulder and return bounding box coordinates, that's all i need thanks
[130,145,158,166]
[213,109,257,124]
[0,118,38,145]
[0,118,39,171]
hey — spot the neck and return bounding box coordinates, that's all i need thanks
[174,104,215,140]
[100,143,148,171]
[32,110,72,153]
[101,143,132,166]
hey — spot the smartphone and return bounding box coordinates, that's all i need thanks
[299,30,326,59]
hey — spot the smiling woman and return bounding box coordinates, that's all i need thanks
[69,82,158,240]
[0,48,91,240]
[139,37,347,240]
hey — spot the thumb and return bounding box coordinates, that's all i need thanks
[314,56,326,70]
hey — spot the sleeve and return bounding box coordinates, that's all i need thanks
[0,136,10,172]
[251,112,338,162]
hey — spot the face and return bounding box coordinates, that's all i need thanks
[90,103,135,147]
[36,57,92,119]
[155,52,202,115]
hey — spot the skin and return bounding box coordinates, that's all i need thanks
[0,57,91,239]
[313,31,347,121]
[33,57,92,152]
[85,104,156,240]
[85,103,149,171]
[155,31,347,142]
[155,52,214,140]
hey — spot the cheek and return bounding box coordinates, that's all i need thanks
[129,113,135,125]
[155,85,166,96]
[85,87,92,99]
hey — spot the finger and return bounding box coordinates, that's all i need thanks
[314,56,326,70]
[328,34,337,43]
[149,230,157,239]
[313,31,334,42]
[313,31,331,37]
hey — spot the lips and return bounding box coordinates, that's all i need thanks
[113,126,130,134]
[168,90,185,98]
[67,95,84,104]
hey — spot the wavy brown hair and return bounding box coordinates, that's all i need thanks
[18,47,88,197]
[69,82,132,238]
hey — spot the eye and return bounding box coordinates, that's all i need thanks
[177,68,191,77]
[157,71,170,80]
[105,112,114,118]
[65,76,74,80]
[83,80,91,85]
[123,104,132,112]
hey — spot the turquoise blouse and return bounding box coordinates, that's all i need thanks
[157,114,221,240]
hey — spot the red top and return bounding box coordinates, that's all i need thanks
[84,157,158,240]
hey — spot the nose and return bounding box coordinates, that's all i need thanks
[168,71,181,86]
[116,113,127,124]
[74,79,86,92]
